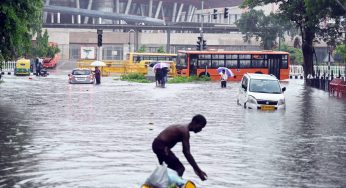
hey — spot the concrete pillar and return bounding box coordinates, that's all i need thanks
[148,0,153,17]
[176,3,184,22]
[77,15,81,24]
[166,29,171,53]
[172,3,177,22]
[43,0,50,23]
[188,6,195,22]
[72,15,75,24]
[50,13,54,23]
[84,0,93,24]
[155,1,162,19]
[57,12,60,23]
[125,0,132,14]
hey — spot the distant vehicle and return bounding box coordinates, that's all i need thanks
[237,73,286,110]
[68,68,95,84]
[176,50,290,81]
[42,57,57,68]
[14,58,31,76]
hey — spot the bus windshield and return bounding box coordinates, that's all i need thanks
[177,53,187,68]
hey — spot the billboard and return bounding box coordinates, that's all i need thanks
[81,47,96,59]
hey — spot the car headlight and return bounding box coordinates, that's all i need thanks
[247,96,257,104]
[278,99,285,105]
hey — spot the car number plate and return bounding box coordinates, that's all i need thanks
[261,105,275,110]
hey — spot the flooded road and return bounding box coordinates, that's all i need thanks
[1,68,346,188]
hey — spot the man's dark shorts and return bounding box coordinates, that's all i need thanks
[152,138,184,173]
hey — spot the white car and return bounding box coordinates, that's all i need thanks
[237,73,286,110]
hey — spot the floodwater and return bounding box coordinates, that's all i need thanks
[0,67,346,188]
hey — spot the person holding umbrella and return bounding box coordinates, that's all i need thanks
[94,66,101,84]
[220,69,228,88]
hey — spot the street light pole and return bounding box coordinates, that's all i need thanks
[200,0,204,40]
[128,29,135,53]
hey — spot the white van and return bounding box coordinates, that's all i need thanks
[237,73,286,110]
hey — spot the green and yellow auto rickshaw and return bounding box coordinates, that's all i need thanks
[14,58,31,76]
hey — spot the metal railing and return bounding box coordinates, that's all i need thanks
[290,65,346,78]
[0,61,16,72]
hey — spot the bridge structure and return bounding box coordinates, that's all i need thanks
[43,0,243,27]
[41,0,252,60]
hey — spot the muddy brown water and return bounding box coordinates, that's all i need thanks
[1,70,346,187]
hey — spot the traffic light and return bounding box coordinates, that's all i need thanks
[224,8,229,19]
[97,34,102,47]
[202,40,207,50]
[213,9,217,19]
[196,37,207,51]
[196,36,202,51]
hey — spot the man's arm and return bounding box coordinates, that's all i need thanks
[182,134,207,180]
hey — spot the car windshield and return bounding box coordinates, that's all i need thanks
[249,79,282,94]
[72,70,91,75]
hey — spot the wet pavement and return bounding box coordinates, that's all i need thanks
[0,66,346,188]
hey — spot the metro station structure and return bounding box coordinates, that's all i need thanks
[42,0,315,61]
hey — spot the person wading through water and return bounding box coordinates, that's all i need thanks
[151,114,208,181]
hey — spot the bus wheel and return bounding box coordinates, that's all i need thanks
[199,73,210,77]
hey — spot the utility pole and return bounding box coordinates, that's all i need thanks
[200,0,204,41]
[97,29,103,61]
[197,0,207,51]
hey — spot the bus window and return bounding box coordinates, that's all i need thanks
[212,59,225,68]
[251,54,266,68]
[239,54,251,68]
[226,59,238,68]
[281,55,288,68]
[198,60,210,68]
[198,54,211,59]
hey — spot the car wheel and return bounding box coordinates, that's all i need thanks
[244,102,247,109]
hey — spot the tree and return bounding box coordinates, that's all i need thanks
[157,46,166,53]
[275,43,303,65]
[236,9,296,50]
[137,45,146,53]
[335,44,346,64]
[31,29,60,58]
[0,0,44,62]
[241,0,346,78]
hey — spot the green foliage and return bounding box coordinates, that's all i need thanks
[31,29,60,58]
[236,9,296,50]
[275,43,303,65]
[168,75,211,83]
[0,0,44,61]
[335,44,346,64]
[137,45,146,53]
[241,0,346,77]
[120,73,151,83]
[157,46,166,53]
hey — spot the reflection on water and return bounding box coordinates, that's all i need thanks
[0,74,346,187]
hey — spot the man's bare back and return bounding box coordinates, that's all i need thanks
[156,124,189,149]
[152,115,208,181]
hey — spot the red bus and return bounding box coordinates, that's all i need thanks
[176,50,290,81]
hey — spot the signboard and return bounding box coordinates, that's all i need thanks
[81,47,95,59]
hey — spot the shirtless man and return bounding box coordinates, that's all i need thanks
[152,114,207,181]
